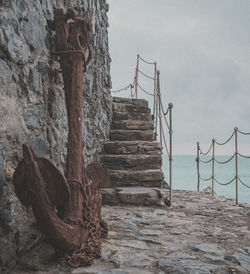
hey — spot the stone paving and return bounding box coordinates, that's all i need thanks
[7,190,250,274]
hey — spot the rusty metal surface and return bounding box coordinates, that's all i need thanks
[13,8,108,267]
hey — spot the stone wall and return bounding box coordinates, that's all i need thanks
[0,0,112,269]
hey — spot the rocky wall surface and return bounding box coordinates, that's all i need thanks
[0,0,112,270]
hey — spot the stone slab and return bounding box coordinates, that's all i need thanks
[104,141,161,155]
[101,155,162,171]
[112,120,154,130]
[108,169,164,188]
[110,130,154,141]
[112,111,152,122]
[112,102,150,114]
[113,97,148,108]
[101,187,169,207]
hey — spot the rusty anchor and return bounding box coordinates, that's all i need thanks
[13,8,109,267]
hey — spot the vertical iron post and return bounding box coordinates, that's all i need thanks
[212,139,215,196]
[153,62,157,126]
[197,142,200,192]
[157,70,163,149]
[130,84,133,99]
[234,127,239,205]
[169,103,173,206]
[135,54,139,99]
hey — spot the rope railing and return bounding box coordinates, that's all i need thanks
[197,127,250,205]
[134,54,173,205]
[111,54,173,205]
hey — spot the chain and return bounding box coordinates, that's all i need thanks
[63,179,108,267]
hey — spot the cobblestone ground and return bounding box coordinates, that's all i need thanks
[9,190,250,274]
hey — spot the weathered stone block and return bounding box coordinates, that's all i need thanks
[102,155,162,171]
[110,130,154,141]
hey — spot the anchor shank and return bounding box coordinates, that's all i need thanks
[61,53,85,219]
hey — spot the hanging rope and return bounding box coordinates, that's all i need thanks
[159,96,170,130]
[214,154,236,164]
[138,55,156,65]
[111,84,132,93]
[237,129,250,135]
[200,143,213,155]
[138,68,156,80]
[214,176,235,186]
[137,83,154,96]
[238,152,250,159]
[200,175,212,182]
[214,131,235,145]
[199,157,213,164]
[238,177,250,188]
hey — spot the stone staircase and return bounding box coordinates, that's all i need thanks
[101,97,168,207]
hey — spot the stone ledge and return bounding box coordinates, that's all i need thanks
[101,154,162,171]
[109,129,154,141]
[101,187,169,207]
[112,97,148,108]
[104,141,161,155]
[108,169,164,188]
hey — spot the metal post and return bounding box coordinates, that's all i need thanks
[135,54,139,99]
[212,139,215,196]
[157,70,163,150]
[169,103,173,206]
[197,142,200,192]
[153,62,157,124]
[234,127,239,205]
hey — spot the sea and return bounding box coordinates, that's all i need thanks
[162,155,250,204]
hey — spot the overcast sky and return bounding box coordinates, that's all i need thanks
[107,0,250,155]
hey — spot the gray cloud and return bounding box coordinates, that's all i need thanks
[107,0,250,154]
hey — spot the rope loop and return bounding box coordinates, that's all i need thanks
[238,152,250,159]
[237,129,250,135]
[137,83,154,96]
[214,176,235,186]
[214,154,235,164]
[200,175,212,182]
[238,177,250,188]
[214,131,235,146]
[199,157,213,164]
[138,68,156,80]
[200,143,213,155]
[138,54,156,65]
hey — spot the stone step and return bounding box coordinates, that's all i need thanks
[112,110,152,122]
[101,154,162,171]
[108,169,164,188]
[113,97,148,108]
[104,141,161,155]
[101,187,169,207]
[110,130,154,141]
[111,120,154,130]
[113,102,150,115]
